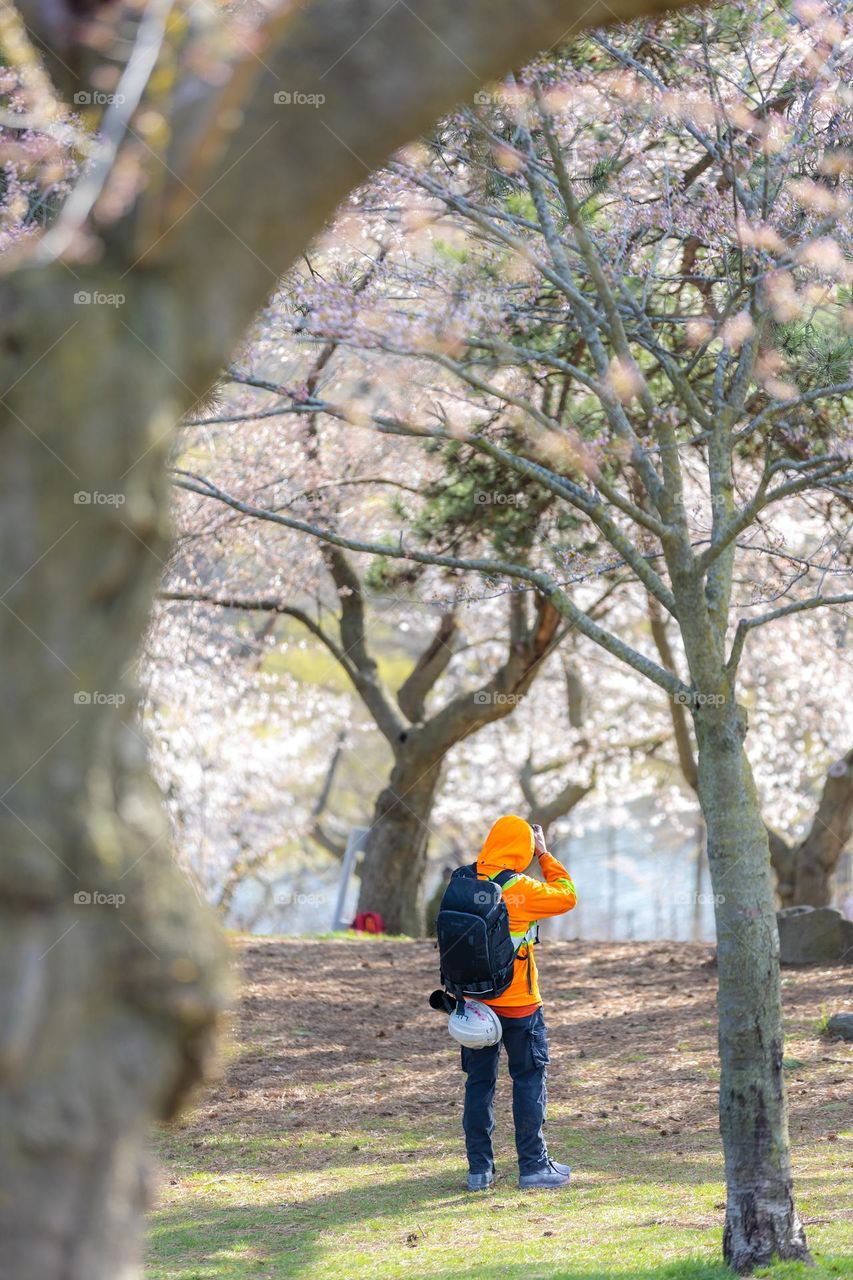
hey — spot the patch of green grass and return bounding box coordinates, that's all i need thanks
[148,1112,851,1280]
[299,929,413,942]
[753,1266,849,1280]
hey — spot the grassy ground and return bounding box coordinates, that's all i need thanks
[146,938,853,1280]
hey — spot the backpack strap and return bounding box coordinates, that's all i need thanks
[491,871,536,982]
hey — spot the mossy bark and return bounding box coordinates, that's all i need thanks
[695,705,810,1273]
[0,274,231,1280]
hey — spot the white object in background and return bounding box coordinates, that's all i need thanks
[331,826,368,930]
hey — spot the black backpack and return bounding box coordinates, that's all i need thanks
[436,864,520,1001]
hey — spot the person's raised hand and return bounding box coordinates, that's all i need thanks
[532,823,547,856]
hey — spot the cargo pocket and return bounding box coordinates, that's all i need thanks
[529,1023,550,1070]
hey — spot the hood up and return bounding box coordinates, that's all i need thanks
[476,814,534,878]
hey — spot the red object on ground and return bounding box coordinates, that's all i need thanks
[352,911,385,934]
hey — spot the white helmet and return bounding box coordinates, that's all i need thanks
[448,999,502,1049]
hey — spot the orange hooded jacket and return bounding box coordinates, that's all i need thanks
[476,814,577,1011]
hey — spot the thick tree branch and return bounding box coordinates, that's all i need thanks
[648,594,698,791]
[321,545,407,746]
[6,0,701,404]
[790,747,853,906]
[396,612,460,723]
[521,758,593,833]
[420,593,564,750]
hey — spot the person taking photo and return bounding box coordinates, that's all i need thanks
[461,814,578,1191]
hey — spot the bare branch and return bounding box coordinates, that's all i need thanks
[648,595,698,790]
[172,473,688,698]
[728,593,853,672]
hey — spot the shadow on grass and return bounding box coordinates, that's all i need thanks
[146,1151,852,1280]
[150,1114,850,1280]
[147,1169,850,1280]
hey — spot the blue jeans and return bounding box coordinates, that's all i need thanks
[460,1006,550,1177]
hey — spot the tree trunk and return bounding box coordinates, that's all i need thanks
[789,749,853,906]
[790,843,838,907]
[0,840,228,1280]
[0,279,230,1280]
[355,752,444,935]
[769,748,853,908]
[694,705,810,1273]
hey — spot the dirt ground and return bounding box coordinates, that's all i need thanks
[190,937,852,1171]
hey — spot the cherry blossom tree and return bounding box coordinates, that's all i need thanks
[168,289,853,931]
